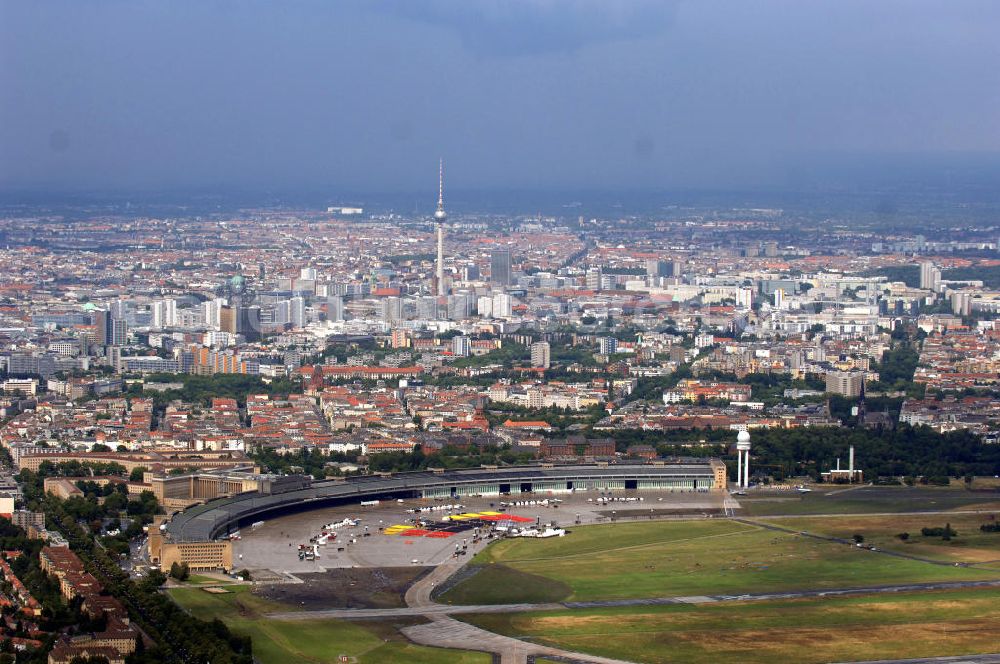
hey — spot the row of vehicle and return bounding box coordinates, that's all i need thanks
[405,504,464,514]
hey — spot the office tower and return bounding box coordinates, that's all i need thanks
[110,299,128,320]
[93,309,112,347]
[464,264,480,281]
[826,371,864,397]
[530,341,551,369]
[289,296,306,328]
[773,288,785,309]
[220,306,237,334]
[238,306,261,342]
[448,293,473,320]
[452,335,471,357]
[300,267,317,281]
[151,301,165,329]
[477,295,493,318]
[490,248,512,287]
[416,296,437,320]
[669,260,684,278]
[150,299,177,329]
[919,262,941,290]
[646,260,669,278]
[274,300,291,324]
[586,267,602,291]
[764,241,779,257]
[390,329,409,349]
[736,287,754,308]
[327,295,345,322]
[203,298,224,329]
[380,296,403,323]
[111,319,128,346]
[220,306,260,341]
[491,293,512,318]
[598,337,618,355]
[434,159,448,296]
[951,292,972,317]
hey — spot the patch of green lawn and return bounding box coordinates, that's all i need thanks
[168,586,489,664]
[440,519,1000,604]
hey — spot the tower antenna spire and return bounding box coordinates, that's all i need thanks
[434,158,447,295]
[437,158,445,213]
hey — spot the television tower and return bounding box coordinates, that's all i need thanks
[434,158,447,296]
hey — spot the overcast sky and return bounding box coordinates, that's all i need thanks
[2,0,999,195]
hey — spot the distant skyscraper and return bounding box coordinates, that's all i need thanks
[434,159,448,296]
[452,335,471,357]
[93,309,112,347]
[110,319,128,346]
[289,296,306,328]
[448,293,473,320]
[380,296,403,323]
[826,371,864,397]
[491,293,512,318]
[646,260,669,278]
[150,299,177,329]
[477,295,493,318]
[416,296,438,320]
[919,262,941,290]
[586,267,602,291]
[221,305,260,341]
[239,306,261,342]
[598,337,618,356]
[327,295,345,322]
[203,298,224,329]
[491,248,512,287]
[530,341,551,369]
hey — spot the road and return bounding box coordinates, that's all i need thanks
[840,656,1000,664]
[265,578,1000,620]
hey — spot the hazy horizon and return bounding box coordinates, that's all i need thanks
[3,1,1000,196]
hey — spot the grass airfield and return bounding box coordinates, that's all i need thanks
[438,519,998,605]
[463,587,1000,664]
[168,585,488,664]
[167,484,1000,663]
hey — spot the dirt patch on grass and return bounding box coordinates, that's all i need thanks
[257,567,431,609]
[439,564,572,605]
[674,618,1000,654]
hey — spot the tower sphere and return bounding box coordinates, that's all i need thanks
[736,429,751,451]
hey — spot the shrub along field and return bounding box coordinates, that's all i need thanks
[168,585,488,664]
[437,520,999,605]
[763,512,1000,568]
[462,588,1000,664]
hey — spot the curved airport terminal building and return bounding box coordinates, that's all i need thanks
[152,460,727,571]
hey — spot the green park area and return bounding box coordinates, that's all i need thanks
[168,585,488,664]
[463,587,1000,664]
[438,519,1000,605]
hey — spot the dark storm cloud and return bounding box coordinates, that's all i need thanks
[1,0,998,195]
